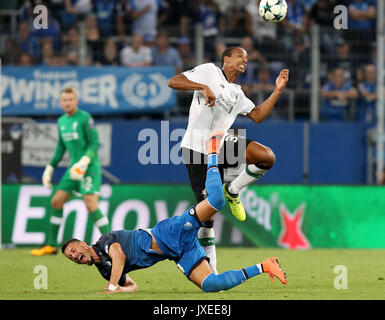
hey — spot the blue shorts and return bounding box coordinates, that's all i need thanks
[151,206,209,279]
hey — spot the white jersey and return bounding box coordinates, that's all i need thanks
[180,63,255,154]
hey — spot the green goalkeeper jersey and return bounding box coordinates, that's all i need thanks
[50,109,100,169]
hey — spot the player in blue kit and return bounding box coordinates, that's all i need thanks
[62,131,287,293]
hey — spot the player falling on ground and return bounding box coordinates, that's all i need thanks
[167,47,289,274]
[31,87,111,256]
[62,131,287,294]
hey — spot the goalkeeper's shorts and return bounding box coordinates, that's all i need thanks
[58,166,101,196]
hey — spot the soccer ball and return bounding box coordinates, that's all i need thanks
[259,0,288,23]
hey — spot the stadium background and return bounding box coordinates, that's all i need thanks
[1,0,385,255]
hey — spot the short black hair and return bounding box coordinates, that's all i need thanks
[221,46,241,66]
[61,238,81,254]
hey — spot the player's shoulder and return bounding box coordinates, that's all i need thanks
[77,109,93,118]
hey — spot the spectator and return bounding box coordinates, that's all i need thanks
[346,0,376,64]
[62,0,93,30]
[97,37,119,65]
[62,27,93,65]
[126,0,159,45]
[85,14,103,62]
[18,20,41,62]
[303,0,341,54]
[281,0,306,52]
[357,64,377,124]
[177,36,195,69]
[253,66,275,92]
[30,9,62,51]
[216,0,249,37]
[237,36,268,95]
[159,0,195,37]
[120,33,152,67]
[198,0,224,62]
[40,41,55,66]
[321,68,358,121]
[326,39,360,85]
[19,53,34,66]
[93,0,119,37]
[152,32,183,73]
[245,0,280,61]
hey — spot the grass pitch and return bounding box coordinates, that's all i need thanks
[1,248,385,300]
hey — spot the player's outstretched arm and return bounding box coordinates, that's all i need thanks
[247,69,289,124]
[168,74,216,106]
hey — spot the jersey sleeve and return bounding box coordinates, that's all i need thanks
[82,113,100,160]
[182,63,216,86]
[49,125,66,168]
[238,90,255,115]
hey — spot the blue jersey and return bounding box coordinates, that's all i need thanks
[92,230,166,283]
[92,206,208,282]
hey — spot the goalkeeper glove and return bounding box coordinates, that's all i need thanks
[70,156,91,181]
[42,165,54,189]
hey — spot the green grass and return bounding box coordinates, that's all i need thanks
[1,248,385,300]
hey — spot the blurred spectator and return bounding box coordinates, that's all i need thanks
[237,36,268,95]
[120,33,152,67]
[357,64,377,124]
[285,35,311,90]
[62,27,93,65]
[299,0,316,12]
[93,0,119,37]
[253,66,275,92]
[177,36,195,69]
[151,32,183,73]
[303,0,341,54]
[245,0,280,61]
[159,0,195,37]
[321,68,358,121]
[97,37,119,65]
[30,9,62,50]
[19,53,34,66]
[18,20,41,62]
[281,0,306,52]
[198,0,224,62]
[18,0,34,23]
[216,0,249,37]
[346,0,376,64]
[62,0,93,30]
[326,39,360,85]
[126,0,159,45]
[40,41,55,66]
[46,0,66,23]
[85,14,103,62]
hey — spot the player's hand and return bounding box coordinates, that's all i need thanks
[42,165,54,189]
[69,156,91,181]
[96,283,122,294]
[202,85,216,106]
[275,69,289,94]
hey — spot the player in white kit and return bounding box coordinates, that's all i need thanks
[168,47,289,274]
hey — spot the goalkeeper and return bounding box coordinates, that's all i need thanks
[31,87,111,256]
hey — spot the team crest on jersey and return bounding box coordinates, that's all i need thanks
[184,222,193,230]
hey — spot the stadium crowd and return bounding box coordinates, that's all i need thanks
[0,0,381,123]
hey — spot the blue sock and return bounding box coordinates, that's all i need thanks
[207,154,218,168]
[201,264,262,292]
[205,164,225,211]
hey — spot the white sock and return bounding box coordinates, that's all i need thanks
[228,164,267,195]
[197,226,218,274]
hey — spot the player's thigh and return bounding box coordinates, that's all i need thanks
[51,189,71,209]
[189,259,213,289]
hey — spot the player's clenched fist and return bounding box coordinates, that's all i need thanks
[202,85,216,106]
[70,156,91,181]
[42,164,54,189]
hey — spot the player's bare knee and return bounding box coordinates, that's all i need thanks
[264,147,276,168]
